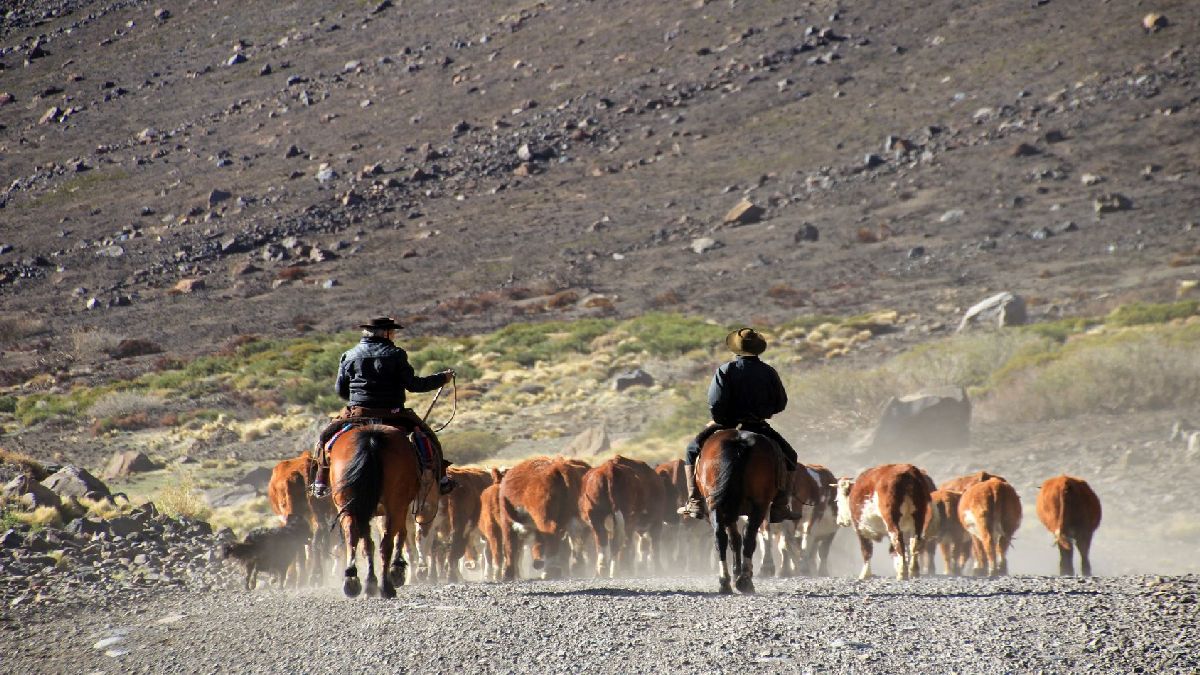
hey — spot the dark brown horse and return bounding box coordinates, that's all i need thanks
[695,429,778,594]
[329,425,423,598]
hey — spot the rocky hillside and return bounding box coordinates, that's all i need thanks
[1,0,1198,370]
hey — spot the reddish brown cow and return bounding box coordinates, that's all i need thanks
[421,466,495,582]
[579,456,651,576]
[958,477,1022,576]
[478,469,506,582]
[939,470,1006,493]
[1037,475,1102,577]
[922,489,971,575]
[498,456,590,580]
[834,463,931,580]
[267,451,337,585]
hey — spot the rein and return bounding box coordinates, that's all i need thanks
[422,373,458,433]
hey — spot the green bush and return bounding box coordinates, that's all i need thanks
[616,313,729,357]
[479,318,615,365]
[636,385,712,442]
[0,396,15,413]
[441,429,507,465]
[1106,300,1199,327]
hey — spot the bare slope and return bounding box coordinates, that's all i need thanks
[1,0,1198,366]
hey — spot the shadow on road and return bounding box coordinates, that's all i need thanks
[526,587,715,598]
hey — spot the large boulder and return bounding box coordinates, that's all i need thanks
[42,465,110,500]
[612,368,655,392]
[236,466,273,492]
[563,426,610,458]
[3,475,62,509]
[203,485,258,508]
[864,386,971,453]
[957,292,1026,331]
[103,450,162,479]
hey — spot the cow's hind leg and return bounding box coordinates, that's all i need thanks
[1056,533,1076,576]
[888,529,908,580]
[1076,531,1094,577]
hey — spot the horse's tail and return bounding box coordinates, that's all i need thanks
[336,429,386,535]
[706,433,753,518]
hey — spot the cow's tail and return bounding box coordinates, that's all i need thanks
[707,434,751,519]
[336,430,385,536]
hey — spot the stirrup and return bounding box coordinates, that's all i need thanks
[677,498,706,519]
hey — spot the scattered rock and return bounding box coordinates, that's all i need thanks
[236,467,273,492]
[907,246,926,259]
[284,145,304,159]
[226,53,247,67]
[863,154,885,169]
[171,278,206,294]
[154,8,171,21]
[1010,143,1040,157]
[341,191,363,206]
[1080,173,1104,186]
[958,291,1027,331]
[136,127,160,143]
[862,386,971,454]
[723,199,765,225]
[103,451,162,479]
[939,209,965,223]
[315,164,336,183]
[690,237,721,254]
[3,475,62,509]
[207,189,232,206]
[612,369,655,392]
[1094,193,1132,214]
[794,223,820,243]
[42,466,110,500]
[38,107,61,125]
[1031,227,1054,241]
[1142,13,1168,32]
[110,338,163,359]
[1043,130,1067,143]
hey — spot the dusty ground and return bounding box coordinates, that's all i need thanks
[2,576,1197,673]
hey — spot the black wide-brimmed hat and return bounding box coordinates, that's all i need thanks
[725,327,767,356]
[359,316,404,330]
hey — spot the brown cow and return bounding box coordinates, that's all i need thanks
[958,477,1022,576]
[420,466,495,582]
[1036,475,1101,576]
[267,451,337,585]
[835,463,931,580]
[922,489,971,575]
[579,456,651,576]
[478,468,506,582]
[498,456,590,580]
[939,470,1006,493]
[655,459,708,572]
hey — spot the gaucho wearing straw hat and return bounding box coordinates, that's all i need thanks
[678,327,802,522]
[311,317,457,496]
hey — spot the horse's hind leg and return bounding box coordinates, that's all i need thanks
[737,512,763,594]
[342,519,362,597]
[379,515,400,599]
[362,528,379,597]
[713,517,732,595]
[389,518,409,591]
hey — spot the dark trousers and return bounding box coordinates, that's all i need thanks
[685,422,797,470]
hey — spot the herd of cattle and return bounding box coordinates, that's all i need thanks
[230,451,1102,590]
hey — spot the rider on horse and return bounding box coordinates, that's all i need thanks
[311,316,456,497]
[679,327,802,523]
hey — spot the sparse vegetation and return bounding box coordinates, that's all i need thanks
[154,473,212,521]
[441,429,507,465]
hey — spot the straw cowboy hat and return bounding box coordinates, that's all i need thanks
[725,327,767,356]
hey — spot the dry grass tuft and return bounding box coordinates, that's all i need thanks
[88,391,167,420]
[154,473,212,521]
[71,328,123,359]
[0,447,49,480]
[0,314,46,346]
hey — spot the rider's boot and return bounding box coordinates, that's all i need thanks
[677,463,706,519]
[768,468,804,523]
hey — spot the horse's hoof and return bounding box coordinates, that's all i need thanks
[343,577,362,597]
[381,582,397,599]
[531,559,545,571]
[719,583,734,595]
[390,563,408,588]
[365,577,379,597]
[736,577,756,594]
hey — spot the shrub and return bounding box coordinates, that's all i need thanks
[72,328,122,359]
[441,429,507,465]
[0,395,16,413]
[479,319,615,366]
[90,412,158,436]
[1106,300,1199,327]
[0,314,45,347]
[154,473,212,521]
[0,447,48,479]
[87,390,167,420]
[616,313,729,357]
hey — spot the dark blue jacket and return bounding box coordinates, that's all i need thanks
[335,336,444,409]
[707,355,787,426]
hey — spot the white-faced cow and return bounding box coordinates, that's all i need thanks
[835,463,931,580]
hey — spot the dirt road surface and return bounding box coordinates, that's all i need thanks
[3,575,1196,673]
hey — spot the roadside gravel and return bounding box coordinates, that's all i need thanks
[2,575,1196,673]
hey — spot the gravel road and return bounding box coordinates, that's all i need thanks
[3,574,1196,673]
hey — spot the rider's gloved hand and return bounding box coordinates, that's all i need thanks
[442,369,456,384]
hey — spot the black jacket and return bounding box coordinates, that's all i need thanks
[707,355,787,426]
[335,336,444,409]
